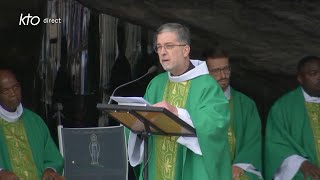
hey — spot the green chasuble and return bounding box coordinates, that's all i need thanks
[265,87,320,180]
[154,81,189,180]
[137,67,232,180]
[0,108,64,179]
[229,89,262,180]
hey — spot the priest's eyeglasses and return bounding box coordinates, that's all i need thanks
[154,44,186,53]
[209,66,231,75]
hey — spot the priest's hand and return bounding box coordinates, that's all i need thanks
[153,101,178,116]
[0,170,19,180]
[232,166,244,180]
[300,160,320,180]
[41,168,65,180]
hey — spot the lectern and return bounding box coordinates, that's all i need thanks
[96,103,197,180]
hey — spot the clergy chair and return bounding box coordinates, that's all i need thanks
[58,125,128,180]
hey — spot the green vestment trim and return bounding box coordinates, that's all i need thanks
[0,118,38,179]
[230,88,262,174]
[228,96,250,180]
[155,81,190,180]
[305,102,320,163]
[228,97,236,161]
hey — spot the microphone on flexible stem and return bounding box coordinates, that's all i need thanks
[107,65,157,104]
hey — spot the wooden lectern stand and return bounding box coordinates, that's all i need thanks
[96,103,196,180]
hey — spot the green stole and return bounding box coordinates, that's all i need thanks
[154,80,190,180]
[305,102,320,165]
[228,97,249,180]
[228,97,236,161]
[0,118,39,179]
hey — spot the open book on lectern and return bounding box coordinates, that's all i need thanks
[110,96,151,106]
[96,103,196,137]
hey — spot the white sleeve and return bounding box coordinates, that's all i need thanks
[45,167,57,172]
[127,132,144,167]
[176,107,202,155]
[274,155,306,180]
[233,163,262,178]
[127,107,202,166]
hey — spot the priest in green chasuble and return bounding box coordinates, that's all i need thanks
[204,47,263,180]
[127,23,232,180]
[0,69,64,180]
[265,56,320,180]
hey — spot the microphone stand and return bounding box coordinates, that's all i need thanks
[104,66,157,178]
[107,66,157,104]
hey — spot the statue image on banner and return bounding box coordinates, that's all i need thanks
[89,134,101,166]
[59,126,127,179]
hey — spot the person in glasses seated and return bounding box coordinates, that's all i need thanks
[0,69,64,180]
[203,47,262,180]
[127,23,232,180]
[265,56,320,180]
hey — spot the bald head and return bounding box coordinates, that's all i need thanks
[0,69,22,112]
[0,69,15,78]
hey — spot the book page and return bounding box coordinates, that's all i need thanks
[110,96,151,106]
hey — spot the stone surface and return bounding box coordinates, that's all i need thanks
[1,0,319,122]
[76,0,320,122]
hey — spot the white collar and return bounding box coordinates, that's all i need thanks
[168,60,209,82]
[301,87,320,103]
[224,85,231,100]
[0,104,23,122]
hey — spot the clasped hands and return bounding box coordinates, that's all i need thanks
[300,160,320,180]
[0,168,64,180]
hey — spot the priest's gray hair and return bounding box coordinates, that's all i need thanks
[154,23,190,45]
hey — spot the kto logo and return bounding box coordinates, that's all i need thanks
[19,13,62,25]
[19,13,41,26]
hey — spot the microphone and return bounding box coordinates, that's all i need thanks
[107,65,157,104]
